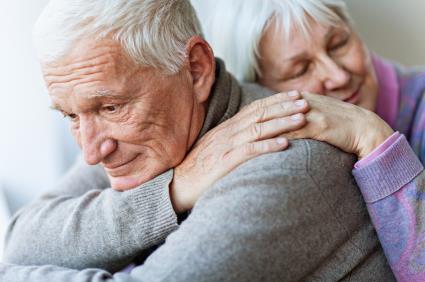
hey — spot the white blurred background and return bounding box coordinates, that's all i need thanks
[0,0,79,257]
[345,0,425,65]
[0,0,424,258]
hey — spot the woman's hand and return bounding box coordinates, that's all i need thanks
[283,91,394,159]
[170,91,309,213]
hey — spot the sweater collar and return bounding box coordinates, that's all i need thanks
[197,58,242,138]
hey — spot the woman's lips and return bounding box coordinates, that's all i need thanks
[343,85,362,104]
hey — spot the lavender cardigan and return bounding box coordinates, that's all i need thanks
[353,56,425,281]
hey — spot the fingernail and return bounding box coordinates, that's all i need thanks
[276,137,287,144]
[288,90,298,97]
[291,113,302,121]
[295,100,305,107]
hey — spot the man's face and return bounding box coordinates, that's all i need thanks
[43,39,203,190]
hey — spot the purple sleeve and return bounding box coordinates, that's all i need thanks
[353,134,425,281]
[355,132,400,169]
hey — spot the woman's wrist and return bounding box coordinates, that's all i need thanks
[357,112,394,159]
[355,132,400,168]
[169,170,193,214]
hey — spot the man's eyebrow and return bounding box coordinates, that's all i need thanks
[49,104,64,113]
[86,89,129,99]
[48,90,132,112]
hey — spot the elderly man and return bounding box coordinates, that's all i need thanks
[0,0,394,281]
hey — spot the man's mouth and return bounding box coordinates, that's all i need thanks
[103,155,139,175]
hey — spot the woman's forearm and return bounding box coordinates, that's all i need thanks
[353,134,425,281]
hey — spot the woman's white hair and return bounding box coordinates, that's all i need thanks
[34,0,203,74]
[191,0,352,82]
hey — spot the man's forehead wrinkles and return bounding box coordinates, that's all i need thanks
[43,48,122,80]
[44,59,110,82]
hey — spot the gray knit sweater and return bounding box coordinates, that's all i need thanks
[0,60,394,281]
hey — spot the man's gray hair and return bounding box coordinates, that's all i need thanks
[191,0,352,82]
[34,0,203,74]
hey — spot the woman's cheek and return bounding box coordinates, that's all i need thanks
[339,54,362,79]
[293,77,324,94]
[348,39,371,76]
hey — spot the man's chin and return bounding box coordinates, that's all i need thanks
[108,175,144,191]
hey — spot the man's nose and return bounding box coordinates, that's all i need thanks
[318,56,350,91]
[79,117,117,165]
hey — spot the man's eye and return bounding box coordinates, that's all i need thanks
[104,105,117,112]
[64,113,79,121]
[101,104,121,115]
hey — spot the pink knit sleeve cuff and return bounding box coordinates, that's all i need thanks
[355,132,400,169]
[352,134,424,203]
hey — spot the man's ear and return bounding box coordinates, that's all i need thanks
[185,36,215,104]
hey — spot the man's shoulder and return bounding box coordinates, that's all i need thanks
[233,139,356,176]
[239,83,275,108]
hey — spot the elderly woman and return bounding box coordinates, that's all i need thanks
[192,0,425,280]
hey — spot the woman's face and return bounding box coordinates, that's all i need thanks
[257,17,378,111]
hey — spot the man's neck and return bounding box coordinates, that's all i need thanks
[196,58,242,140]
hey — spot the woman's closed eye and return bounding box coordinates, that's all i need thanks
[287,63,310,80]
[328,34,350,52]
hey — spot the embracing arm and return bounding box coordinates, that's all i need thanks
[3,158,178,272]
[0,140,394,282]
[353,134,425,282]
[276,90,425,280]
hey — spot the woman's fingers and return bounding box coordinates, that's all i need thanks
[231,113,307,146]
[228,98,309,134]
[224,137,289,168]
[256,99,309,122]
[206,91,310,149]
[236,90,303,121]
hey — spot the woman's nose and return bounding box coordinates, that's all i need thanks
[318,57,350,91]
